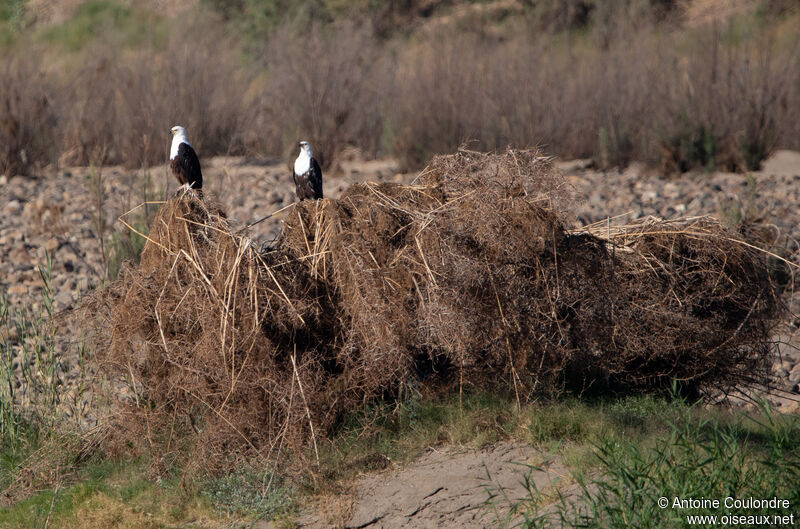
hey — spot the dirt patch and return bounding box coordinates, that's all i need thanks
[298,441,559,529]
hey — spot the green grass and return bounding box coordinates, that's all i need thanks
[107,220,148,280]
[0,454,233,528]
[497,398,800,529]
[2,383,797,528]
[315,390,521,485]
[0,253,58,453]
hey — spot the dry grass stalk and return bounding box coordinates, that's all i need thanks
[85,149,785,471]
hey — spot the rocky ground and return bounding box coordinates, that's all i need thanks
[2,149,799,527]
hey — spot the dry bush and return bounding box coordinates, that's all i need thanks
[2,7,798,176]
[390,33,638,169]
[57,20,255,167]
[88,148,783,469]
[255,20,389,168]
[391,24,800,171]
[654,27,800,173]
[0,52,57,176]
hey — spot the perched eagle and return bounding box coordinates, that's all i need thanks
[169,126,202,193]
[293,141,323,201]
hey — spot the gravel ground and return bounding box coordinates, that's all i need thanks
[1,150,798,424]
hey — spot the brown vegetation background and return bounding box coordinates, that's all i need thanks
[0,0,798,176]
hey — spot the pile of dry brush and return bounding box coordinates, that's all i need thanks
[88,149,784,468]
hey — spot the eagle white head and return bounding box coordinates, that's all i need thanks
[298,140,313,158]
[170,125,190,159]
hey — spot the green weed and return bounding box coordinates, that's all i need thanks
[201,464,296,519]
[717,173,759,228]
[0,0,25,25]
[106,220,148,280]
[0,254,60,449]
[501,399,800,528]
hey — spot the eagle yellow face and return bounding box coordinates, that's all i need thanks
[170,126,185,136]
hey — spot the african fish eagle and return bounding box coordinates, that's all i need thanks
[293,141,323,201]
[169,126,203,193]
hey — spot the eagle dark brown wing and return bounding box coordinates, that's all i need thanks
[308,157,323,199]
[170,142,202,190]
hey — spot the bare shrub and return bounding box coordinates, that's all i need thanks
[1,8,798,175]
[255,20,389,168]
[391,23,799,171]
[390,32,645,169]
[55,15,255,168]
[0,52,57,176]
[391,34,490,169]
[654,26,800,173]
[88,149,782,469]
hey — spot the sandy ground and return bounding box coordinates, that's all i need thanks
[2,150,799,527]
[294,441,566,529]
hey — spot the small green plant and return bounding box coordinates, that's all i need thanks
[0,291,20,449]
[0,253,60,438]
[201,464,296,519]
[107,219,148,280]
[0,253,94,494]
[500,399,800,528]
[0,0,26,26]
[717,172,759,228]
[107,167,157,280]
[595,123,634,169]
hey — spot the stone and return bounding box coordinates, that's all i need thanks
[7,284,27,295]
[43,238,60,252]
[3,199,22,215]
[9,245,34,265]
[54,290,73,308]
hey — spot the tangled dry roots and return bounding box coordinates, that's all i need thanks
[90,149,783,467]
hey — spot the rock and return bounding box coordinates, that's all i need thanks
[54,290,73,308]
[43,238,60,252]
[3,199,22,215]
[663,182,680,198]
[642,190,658,202]
[9,245,34,265]
[7,284,27,295]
